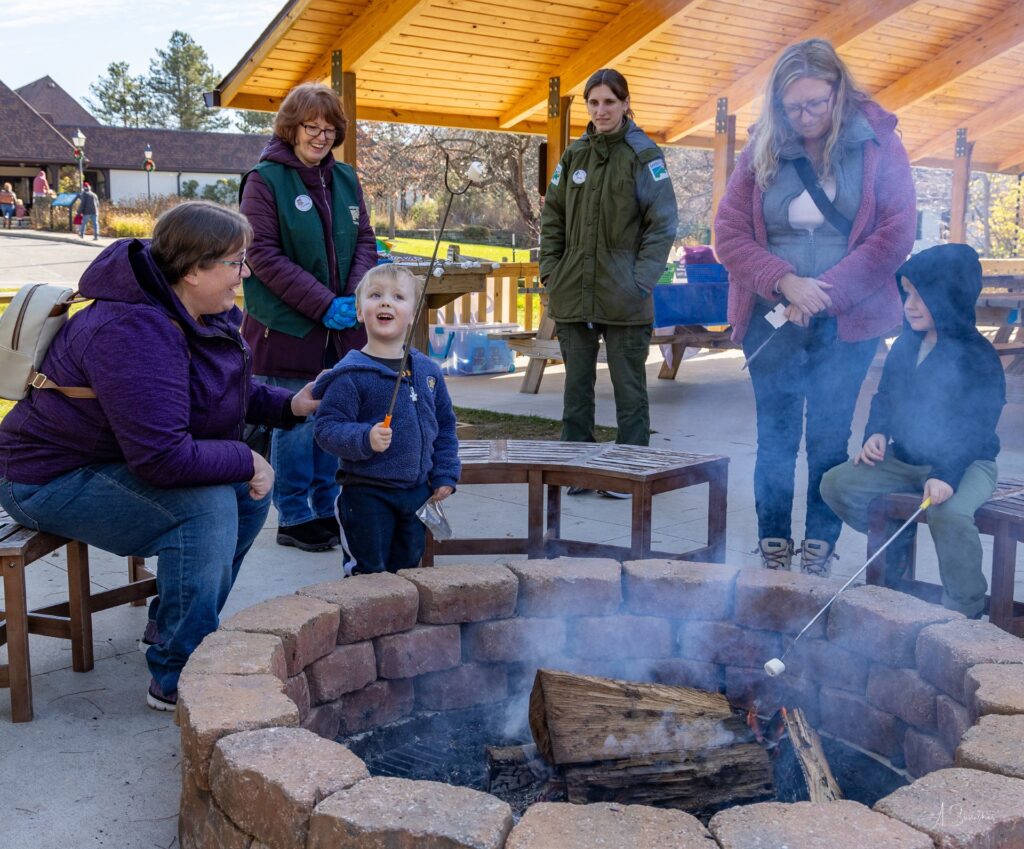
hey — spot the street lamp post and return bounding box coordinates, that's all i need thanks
[144,144,154,200]
[72,128,86,191]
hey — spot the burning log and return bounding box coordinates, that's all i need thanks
[485,743,555,794]
[775,707,843,803]
[529,669,774,815]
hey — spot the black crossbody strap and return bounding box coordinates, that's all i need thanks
[792,157,852,237]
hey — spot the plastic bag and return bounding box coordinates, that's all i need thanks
[416,498,453,540]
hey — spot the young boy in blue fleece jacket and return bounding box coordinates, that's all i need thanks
[313,265,460,573]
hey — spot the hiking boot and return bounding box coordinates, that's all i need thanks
[567,486,592,496]
[800,539,835,577]
[759,538,794,570]
[277,519,337,552]
[138,619,161,654]
[314,515,341,546]
[146,679,177,712]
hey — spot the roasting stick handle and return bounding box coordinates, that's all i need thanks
[779,498,931,662]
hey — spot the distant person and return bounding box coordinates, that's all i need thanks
[240,81,377,553]
[75,182,100,240]
[0,183,15,229]
[821,245,1005,618]
[313,265,459,574]
[539,68,677,497]
[715,38,916,575]
[33,170,50,198]
[31,171,52,229]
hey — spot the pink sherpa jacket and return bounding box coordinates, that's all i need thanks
[714,100,917,343]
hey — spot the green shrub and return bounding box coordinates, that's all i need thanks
[462,224,491,241]
[409,199,439,229]
[107,212,154,238]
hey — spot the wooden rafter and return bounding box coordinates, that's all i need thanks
[218,0,319,108]
[303,0,434,83]
[664,0,917,142]
[908,91,1024,162]
[998,144,1024,174]
[874,3,1024,115]
[498,0,703,129]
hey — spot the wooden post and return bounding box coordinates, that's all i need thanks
[949,128,973,244]
[332,50,357,167]
[710,97,736,239]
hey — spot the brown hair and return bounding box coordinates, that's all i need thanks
[583,69,635,121]
[151,201,252,283]
[273,82,348,149]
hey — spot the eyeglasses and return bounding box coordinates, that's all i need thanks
[300,123,338,140]
[218,253,252,278]
[782,94,833,121]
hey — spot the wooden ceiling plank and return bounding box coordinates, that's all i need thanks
[664,0,918,142]
[497,0,704,129]
[908,90,1024,160]
[997,142,1024,173]
[874,3,1024,114]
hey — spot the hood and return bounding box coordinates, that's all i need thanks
[260,135,337,186]
[312,350,394,399]
[896,243,982,338]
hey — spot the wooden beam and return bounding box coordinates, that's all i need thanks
[545,78,572,183]
[664,0,918,142]
[217,0,318,108]
[874,3,1024,115]
[949,129,973,245]
[998,144,1024,174]
[498,0,702,129]
[304,0,433,83]
[221,92,284,112]
[356,105,546,135]
[342,72,357,166]
[710,98,736,233]
[909,92,1024,162]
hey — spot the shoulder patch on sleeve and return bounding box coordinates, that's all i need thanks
[551,162,563,186]
[647,158,669,182]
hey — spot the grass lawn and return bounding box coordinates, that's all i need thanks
[387,237,532,264]
[454,406,616,442]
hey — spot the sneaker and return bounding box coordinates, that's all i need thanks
[314,515,341,546]
[138,619,160,654]
[800,539,835,577]
[759,538,794,570]
[146,679,177,711]
[277,519,338,552]
[567,486,592,496]
[598,490,630,499]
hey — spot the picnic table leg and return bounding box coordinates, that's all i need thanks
[631,483,652,559]
[545,483,562,555]
[988,523,1016,632]
[421,531,435,568]
[707,468,728,562]
[657,328,686,380]
[528,470,544,558]
[521,313,555,395]
[66,540,94,673]
[2,555,33,722]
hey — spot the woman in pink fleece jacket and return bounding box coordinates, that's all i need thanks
[714,39,916,576]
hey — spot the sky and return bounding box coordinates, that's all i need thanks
[3,0,284,110]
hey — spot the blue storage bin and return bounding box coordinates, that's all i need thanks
[428,323,518,376]
[684,263,729,283]
[653,282,729,327]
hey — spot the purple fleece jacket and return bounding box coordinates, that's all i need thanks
[239,137,377,378]
[0,239,296,486]
[714,100,917,344]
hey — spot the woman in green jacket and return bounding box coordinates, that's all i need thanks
[540,69,677,493]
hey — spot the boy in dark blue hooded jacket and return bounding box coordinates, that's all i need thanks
[312,265,460,574]
[821,244,1005,618]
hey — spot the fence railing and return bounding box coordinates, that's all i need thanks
[428,262,541,330]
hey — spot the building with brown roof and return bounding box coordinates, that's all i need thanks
[2,77,270,205]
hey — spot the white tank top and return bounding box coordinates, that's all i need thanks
[788,177,837,232]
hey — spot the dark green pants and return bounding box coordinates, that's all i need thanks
[555,322,652,446]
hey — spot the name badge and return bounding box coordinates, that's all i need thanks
[572,169,587,185]
[349,205,359,224]
[295,195,313,212]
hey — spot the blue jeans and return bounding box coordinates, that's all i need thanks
[338,482,431,573]
[0,463,270,693]
[743,305,878,544]
[78,213,99,238]
[259,376,339,527]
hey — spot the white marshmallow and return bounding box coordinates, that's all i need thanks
[432,266,444,277]
[764,658,786,677]
[465,161,486,183]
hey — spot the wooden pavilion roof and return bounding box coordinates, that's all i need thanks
[212,0,1024,173]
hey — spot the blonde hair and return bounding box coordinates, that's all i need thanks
[354,264,423,307]
[749,39,869,189]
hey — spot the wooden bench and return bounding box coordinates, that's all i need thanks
[866,479,1024,637]
[0,509,156,722]
[422,439,728,566]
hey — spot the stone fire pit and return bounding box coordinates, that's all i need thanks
[176,558,1024,849]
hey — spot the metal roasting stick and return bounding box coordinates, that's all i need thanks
[764,497,932,677]
[382,156,484,428]
[741,302,789,371]
[740,331,778,371]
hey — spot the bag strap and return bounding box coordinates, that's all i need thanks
[28,371,97,398]
[792,157,852,237]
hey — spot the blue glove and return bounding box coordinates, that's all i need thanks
[323,296,358,330]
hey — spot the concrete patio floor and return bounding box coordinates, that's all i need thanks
[2,345,1023,849]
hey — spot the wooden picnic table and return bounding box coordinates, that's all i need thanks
[396,263,488,355]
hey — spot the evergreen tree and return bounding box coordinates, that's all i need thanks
[86,61,155,128]
[235,110,276,134]
[148,31,229,131]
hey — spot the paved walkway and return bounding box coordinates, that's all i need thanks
[1,320,1022,848]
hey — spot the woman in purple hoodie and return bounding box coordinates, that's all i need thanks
[0,202,319,710]
[240,83,377,554]
[714,39,916,577]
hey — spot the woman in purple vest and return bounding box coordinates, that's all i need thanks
[240,82,377,554]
